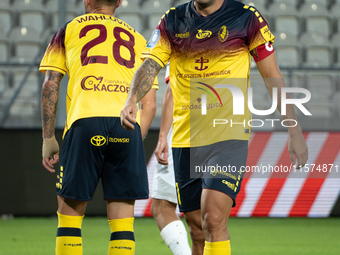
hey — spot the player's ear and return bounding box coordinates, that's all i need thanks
[84,0,90,10]
[116,0,122,8]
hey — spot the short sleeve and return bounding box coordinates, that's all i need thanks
[152,76,159,90]
[141,14,171,68]
[39,27,67,74]
[245,6,275,52]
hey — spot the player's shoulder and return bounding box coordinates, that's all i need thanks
[231,0,264,18]
[119,20,146,44]
[162,1,190,23]
[113,16,147,50]
[172,0,191,13]
[113,16,147,45]
[228,1,265,25]
[114,16,145,38]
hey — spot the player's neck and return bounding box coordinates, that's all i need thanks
[89,7,116,16]
[193,0,225,17]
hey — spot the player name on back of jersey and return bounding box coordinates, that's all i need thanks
[75,15,136,33]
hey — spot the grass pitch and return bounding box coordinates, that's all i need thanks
[0,217,339,254]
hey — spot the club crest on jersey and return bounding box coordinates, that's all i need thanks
[147,29,160,48]
[218,26,229,42]
[195,57,209,71]
[196,29,212,39]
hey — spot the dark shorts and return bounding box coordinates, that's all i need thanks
[172,140,248,212]
[57,117,148,201]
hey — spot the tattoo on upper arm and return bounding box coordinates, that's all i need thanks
[131,58,162,102]
[41,71,64,138]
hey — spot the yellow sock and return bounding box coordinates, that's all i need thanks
[203,240,231,255]
[108,218,135,255]
[56,212,84,255]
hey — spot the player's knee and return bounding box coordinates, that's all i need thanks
[190,225,205,244]
[184,216,204,244]
[150,199,166,218]
[151,199,176,218]
[150,199,161,218]
[202,210,227,233]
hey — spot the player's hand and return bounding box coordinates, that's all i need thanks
[155,136,169,165]
[288,132,308,169]
[42,136,59,173]
[120,100,138,130]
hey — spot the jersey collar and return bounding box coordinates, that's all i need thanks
[190,0,230,19]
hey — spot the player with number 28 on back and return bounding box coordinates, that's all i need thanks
[39,0,158,254]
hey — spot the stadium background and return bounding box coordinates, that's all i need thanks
[0,0,340,218]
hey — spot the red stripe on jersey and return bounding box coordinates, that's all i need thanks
[230,132,272,216]
[252,132,309,217]
[251,42,275,62]
[289,133,340,217]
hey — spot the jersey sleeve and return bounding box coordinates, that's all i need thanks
[245,6,275,52]
[152,76,159,90]
[141,13,171,68]
[39,27,67,75]
[135,32,159,90]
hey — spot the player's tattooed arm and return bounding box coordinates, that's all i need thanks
[121,58,162,130]
[130,58,162,102]
[41,70,64,139]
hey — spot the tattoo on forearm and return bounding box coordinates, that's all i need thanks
[41,71,63,138]
[131,58,162,102]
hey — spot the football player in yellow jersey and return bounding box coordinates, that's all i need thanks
[40,0,157,254]
[121,0,308,255]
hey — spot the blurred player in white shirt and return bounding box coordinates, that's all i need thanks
[151,64,191,255]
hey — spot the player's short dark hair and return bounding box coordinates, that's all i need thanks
[94,0,119,7]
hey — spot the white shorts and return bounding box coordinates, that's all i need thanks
[151,127,177,204]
